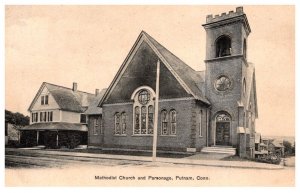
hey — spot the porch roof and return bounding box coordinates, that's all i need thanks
[20,122,88,132]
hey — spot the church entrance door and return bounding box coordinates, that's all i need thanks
[216,122,230,146]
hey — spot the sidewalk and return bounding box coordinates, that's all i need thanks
[6,148,283,170]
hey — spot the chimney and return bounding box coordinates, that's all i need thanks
[95,89,99,96]
[72,82,77,91]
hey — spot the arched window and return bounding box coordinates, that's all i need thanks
[132,87,155,135]
[170,110,177,135]
[141,106,147,134]
[114,113,121,135]
[134,107,140,134]
[161,110,168,135]
[121,112,126,135]
[243,39,247,59]
[148,106,154,134]
[216,35,232,57]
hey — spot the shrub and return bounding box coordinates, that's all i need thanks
[255,153,281,165]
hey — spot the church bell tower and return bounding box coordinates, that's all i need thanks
[202,7,251,149]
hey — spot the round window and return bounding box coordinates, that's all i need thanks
[214,76,231,91]
[138,90,150,105]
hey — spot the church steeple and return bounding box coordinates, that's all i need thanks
[202,6,251,61]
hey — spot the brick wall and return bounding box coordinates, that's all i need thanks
[102,99,206,151]
[88,115,104,146]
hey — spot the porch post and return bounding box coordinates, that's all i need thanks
[56,131,59,147]
[37,130,39,146]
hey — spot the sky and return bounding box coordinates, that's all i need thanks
[5,5,295,137]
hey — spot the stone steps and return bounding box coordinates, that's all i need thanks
[201,146,236,155]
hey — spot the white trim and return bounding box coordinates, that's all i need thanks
[102,102,133,107]
[131,86,155,100]
[131,134,153,137]
[159,97,194,102]
[159,135,177,137]
[102,97,194,107]
[59,110,62,122]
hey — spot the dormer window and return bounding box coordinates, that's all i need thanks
[41,95,49,105]
[216,35,232,57]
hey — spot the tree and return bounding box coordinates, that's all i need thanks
[5,110,29,126]
[283,140,295,156]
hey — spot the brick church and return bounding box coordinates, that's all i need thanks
[21,7,258,158]
[91,6,258,158]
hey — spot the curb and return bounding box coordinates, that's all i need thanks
[5,148,284,170]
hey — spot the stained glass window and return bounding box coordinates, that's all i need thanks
[170,110,176,135]
[215,76,231,91]
[133,88,155,135]
[148,106,154,134]
[134,107,140,134]
[216,113,231,122]
[138,90,150,105]
[115,113,121,135]
[121,112,126,134]
[161,110,168,135]
[141,106,147,134]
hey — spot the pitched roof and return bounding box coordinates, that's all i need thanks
[28,82,96,113]
[271,140,284,148]
[85,88,107,115]
[99,31,210,106]
[20,122,88,131]
[144,32,209,104]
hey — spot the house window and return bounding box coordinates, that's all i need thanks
[80,114,87,123]
[40,112,43,122]
[114,113,121,135]
[94,118,99,135]
[47,112,53,122]
[49,111,53,121]
[41,95,49,105]
[32,112,38,123]
[199,110,203,137]
[170,110,177,135]
[121,112,127,135]
[45,95,49,105]
[132,88,155,135]
[216,35,232,57]
[161,110,168,135]
[43,112,47,122]
[41,96,44,105]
